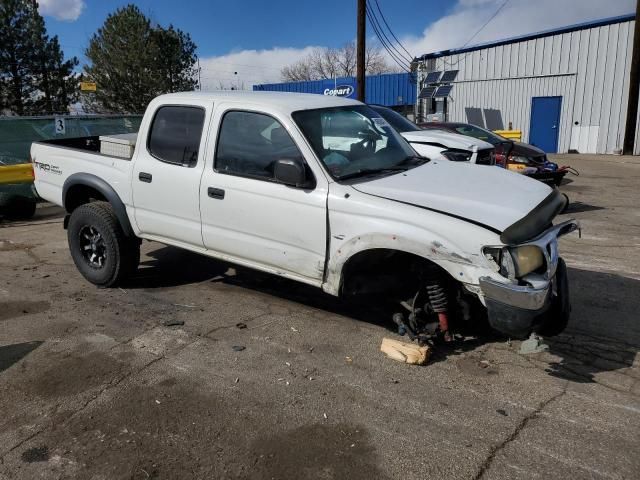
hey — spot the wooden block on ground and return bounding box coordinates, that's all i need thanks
[380,337,431,365]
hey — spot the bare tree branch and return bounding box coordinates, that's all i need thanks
[280,41,395,82]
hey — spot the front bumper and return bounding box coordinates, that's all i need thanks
[479,257,570,338]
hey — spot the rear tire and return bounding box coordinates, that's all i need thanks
[67,201,139,287]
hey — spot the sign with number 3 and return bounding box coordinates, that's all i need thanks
[54,116,66,135]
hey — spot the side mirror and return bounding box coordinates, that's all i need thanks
[274,158,307,187]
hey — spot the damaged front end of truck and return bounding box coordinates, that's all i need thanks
[329,185,579,345]
[479,192,580,339]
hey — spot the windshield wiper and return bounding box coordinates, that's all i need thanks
[337,166,408,181]
[395,155,430,167]
[337,156,430,181]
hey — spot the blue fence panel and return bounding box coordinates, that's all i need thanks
[255,72,415,106]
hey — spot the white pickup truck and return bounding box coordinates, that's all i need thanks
[31,91,578,340]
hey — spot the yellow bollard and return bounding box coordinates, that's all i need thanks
[0,163,34,185]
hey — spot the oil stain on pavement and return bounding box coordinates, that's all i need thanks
[16,350,126,398]
[20,445,49,463]
[243,423,388,480]
[0,301,50,322]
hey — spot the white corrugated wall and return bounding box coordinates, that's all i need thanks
[429,19,636,154]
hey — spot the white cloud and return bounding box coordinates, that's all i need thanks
[199,0,635,89]
[198,46,319,90]
[38,0,85,22]
[400,0,635,58]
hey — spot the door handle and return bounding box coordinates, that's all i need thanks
[139,172,152,183]
[208,187,225,199]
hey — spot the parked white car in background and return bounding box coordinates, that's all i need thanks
[369,105,496,165]
[31,91,577,342]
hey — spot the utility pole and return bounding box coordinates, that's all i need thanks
[623,0,640,154]
[356,0,366,101]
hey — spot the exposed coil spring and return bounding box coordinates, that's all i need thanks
[426,283,448,313]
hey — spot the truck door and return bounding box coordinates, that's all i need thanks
[199,108,328,284]
[132,102,210,247]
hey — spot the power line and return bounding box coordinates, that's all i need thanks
[372,0,413,60]
[366,3,412,65]
[462,0,510,48]
[367,13,409,72]
[365,5,410,72]
[366,3,411,63]
[442,0,510,67]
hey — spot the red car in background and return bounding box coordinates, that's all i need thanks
[418,122,575,186]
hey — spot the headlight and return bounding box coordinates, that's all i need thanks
[442,149,472,162]
[483,245,544,279]
[510,245,544,277]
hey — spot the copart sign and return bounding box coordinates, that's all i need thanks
[323,85,355,97]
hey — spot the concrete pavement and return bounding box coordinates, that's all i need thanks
[0,153,638,479]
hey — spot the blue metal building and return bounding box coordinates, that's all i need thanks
[253,72,415,108]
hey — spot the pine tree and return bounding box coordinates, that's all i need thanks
[151,25,199,94]
[84,4,199,113]
[0,0,38,115]
[0,0,78,115]
[30,12,79,114]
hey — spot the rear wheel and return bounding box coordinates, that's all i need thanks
[67,201,139,287]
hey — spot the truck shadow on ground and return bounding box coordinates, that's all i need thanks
[0,203,65,227]
[563,201,606,214]
[0,341,43,373]
[126,245,231,288]
[544,268,640,386]
[128,246,639,385]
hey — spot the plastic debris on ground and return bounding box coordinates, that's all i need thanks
[380,337,431,365]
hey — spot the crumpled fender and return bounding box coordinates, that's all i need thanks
[322,232,489,296]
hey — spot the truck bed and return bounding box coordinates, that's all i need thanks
[31,136,136,210]
[38,135,103,153]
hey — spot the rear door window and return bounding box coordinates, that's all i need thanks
[147,106,205,167]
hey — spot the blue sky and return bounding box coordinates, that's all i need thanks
[38,0,635,88]
[43,0,451,60]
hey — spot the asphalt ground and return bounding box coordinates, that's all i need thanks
[0,153,639,479]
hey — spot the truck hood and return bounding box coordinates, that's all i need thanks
[351,159,552,232]
[401,130,494,151]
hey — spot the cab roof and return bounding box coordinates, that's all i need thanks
[154,90,363,114]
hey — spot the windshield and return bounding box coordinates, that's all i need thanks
[292,105,420,181]
[452,124,509,146]
[370,105,421,132]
